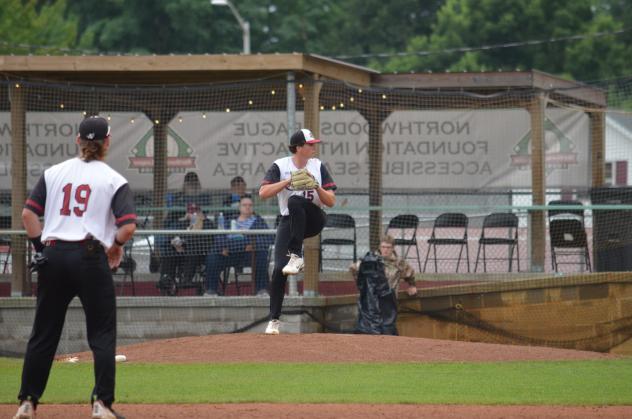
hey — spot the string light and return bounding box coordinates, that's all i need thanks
[382,94,387,99]
[178,116,183,123]
[82,111,87,116]
[271,90,276,95]
[14,83,20,88]
[331,105,336,110]
[107,114,111,121]
[319,105,325,110]
[350,97,355,102]
[59,103,65,109]
[202,113,207,119]
[130,118,135,124]
[298,83,303,89]
[358,89,363,93]
[248,100,253,105]
[225,108,231,112]
[339,102,345,108]
[154,119,160,125]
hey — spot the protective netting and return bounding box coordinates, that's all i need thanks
[1,73,632,354]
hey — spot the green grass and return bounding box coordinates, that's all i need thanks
[1,358,631,405]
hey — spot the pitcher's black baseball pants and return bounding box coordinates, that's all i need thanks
[269,196,326,320]
[18,240,117,408]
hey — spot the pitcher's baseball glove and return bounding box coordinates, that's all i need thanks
[290,169,319,190]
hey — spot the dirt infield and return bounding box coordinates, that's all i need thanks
[2,403,632,419]
[68,333,617,363]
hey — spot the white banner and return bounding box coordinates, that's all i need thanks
[0,109,589,190]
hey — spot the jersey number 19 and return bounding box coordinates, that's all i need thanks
[60,183,92,217]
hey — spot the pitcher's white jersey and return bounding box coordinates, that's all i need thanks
[25,157,136,247]
[262,156,337,216]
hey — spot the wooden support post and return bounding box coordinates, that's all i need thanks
[10,84,28,296]
[589,110,605,268]
[151,117,169,230]
[528,93,547,272]
[367,109,386,251]
[302,75,322,296]
[589,111,605,188]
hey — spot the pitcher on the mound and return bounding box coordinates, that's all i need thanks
[259,129,337,334]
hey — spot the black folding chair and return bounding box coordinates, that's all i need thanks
[474,212,520,272]
[385,214,422,271]
[423,213,469,273]
[548,200,591,272]
[0,216,10,274]
[319,214,357,271]
[0,237,10,274]
[112,239,137,296]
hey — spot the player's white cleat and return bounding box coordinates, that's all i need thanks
[92,400,125,419]
[265,319,281,335]
[13,401,34,419]
[282,253,304,276]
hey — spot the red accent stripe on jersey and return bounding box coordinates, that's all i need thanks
[116,214,137,223]
[322,182,336,188]
[25,199,44,214]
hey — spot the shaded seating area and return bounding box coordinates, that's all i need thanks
[548,200,592,272]
[474,212,520,273]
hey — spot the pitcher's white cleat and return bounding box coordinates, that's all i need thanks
[282,253,304,276]
[265,319,281,335]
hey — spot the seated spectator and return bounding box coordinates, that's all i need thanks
[157,172,213,292]
[205,195,273,296]
[350,234,418,297]
[222,176,248,221]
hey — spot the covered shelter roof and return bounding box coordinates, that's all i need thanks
[372,70,606,108]
[0,53,377,86]
[0,55,606,109]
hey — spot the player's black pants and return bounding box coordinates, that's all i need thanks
[18,240,117,408]
[270,196,326,320]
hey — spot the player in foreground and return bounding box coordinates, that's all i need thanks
[259,129,337,334]
[14,116,136,419]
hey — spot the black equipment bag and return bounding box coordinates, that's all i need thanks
[355,252,398,335]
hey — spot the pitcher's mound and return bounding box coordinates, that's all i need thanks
[66,334,617,363]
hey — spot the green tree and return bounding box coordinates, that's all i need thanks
[381,0,632,80]
[72,0,241,54]
[0,0,78,54]
[68,0,443,58]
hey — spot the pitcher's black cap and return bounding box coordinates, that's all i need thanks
[290,129,321,146]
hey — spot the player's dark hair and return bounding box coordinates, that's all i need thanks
[79,139,107,161]
[289,145,298,154]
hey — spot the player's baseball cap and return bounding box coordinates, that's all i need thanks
[79,116,111,141]
[290,129,321,146]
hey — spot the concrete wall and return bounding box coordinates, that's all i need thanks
[0,295,358,357]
